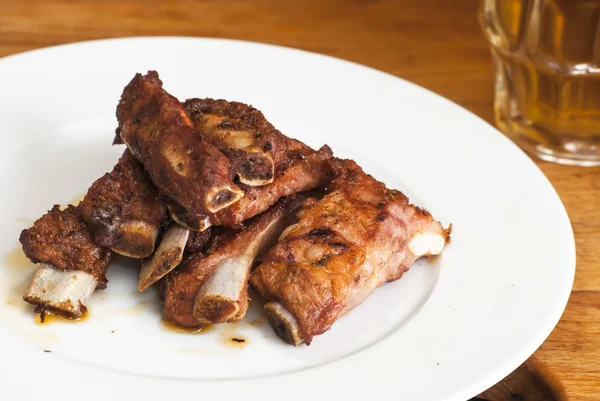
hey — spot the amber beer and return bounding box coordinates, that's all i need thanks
[480,0,600,166]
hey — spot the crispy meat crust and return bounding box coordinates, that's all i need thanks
[212,143,333,227]
[251,159,451,344]
[80,149,166,257]
[19,205,113,287]
[185,98,290,179]
[185,227,212,254]
[116,71,240,216]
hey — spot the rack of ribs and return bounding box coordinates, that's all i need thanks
[250,159,452,345]
[161,197,300,328]
[19,205,114,319]
[17,70,453,342]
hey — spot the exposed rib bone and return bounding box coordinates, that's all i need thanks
[251,159,451,345]
[138,225,190,291]
[168,144,333,231]
[237,148,274,186]
[110,219,160,258]
[204,184,244,214]
[264,302,303,346]
[192,198,299,324]
[23,263,98,319]
[168,203,212,232]
[192,257,252,324]
[407,232,446,257]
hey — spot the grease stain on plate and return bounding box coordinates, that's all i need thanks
[118,299,156,316]
[4,245,33,272]
[16,217,34,226]
[219,323,249,349]
[35,311,89,325]
[160,318,216,335]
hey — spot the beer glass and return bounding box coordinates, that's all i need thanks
[480,0,600,166]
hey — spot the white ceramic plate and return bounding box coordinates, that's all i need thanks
[0,37,575,401]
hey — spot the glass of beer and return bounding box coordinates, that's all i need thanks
[479,0,600,166]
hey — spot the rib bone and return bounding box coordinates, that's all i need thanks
[168,202,212,232]
[80,149,166,259]
[169,144,333,232]
[204,184,245,214]
[264,302,303,346]
[138,225,190,291]
[192,256,252,324]
[192,198,300,325]
[251,159,451,345]
[110,219,160,258]
[408,232,446,257]
[23,263,98,319]
[237,148,274,186]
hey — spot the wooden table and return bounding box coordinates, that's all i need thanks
[1,1,598,399]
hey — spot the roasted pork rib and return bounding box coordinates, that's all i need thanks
[185,98,292,186]
[115,71,244,215]
[250,159,451,345]
[80,149,166,259]
[19,205,114,318]
[161,198,299,328]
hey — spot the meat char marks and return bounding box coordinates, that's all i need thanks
[19,205,114,318]
[250,159,451,345]
[115,71,244,216]
[80,149,166,259]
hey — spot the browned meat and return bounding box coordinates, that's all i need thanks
[80,149,166,258]
[161,198,299,328]
[116,71,243,215]
[20,205,115,318]
[185,228,212,254]
[169,141,333,231]
[250,159,451,345]
[185,98,291,186]
[20,205,113,286]
[211,144,332,227]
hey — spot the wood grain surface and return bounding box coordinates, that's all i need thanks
[1,1,598,399]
